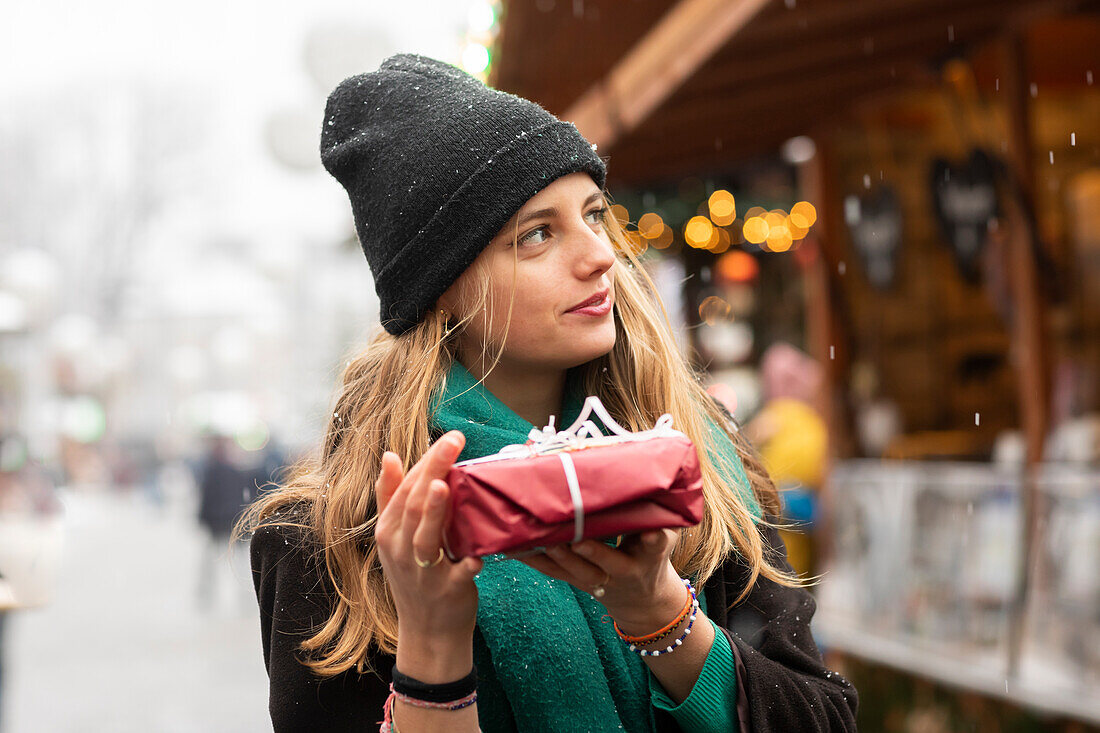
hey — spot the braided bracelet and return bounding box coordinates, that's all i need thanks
[390,685,478,710]
[382,665,479,732]
[381,689,479,733]
[380,693,398,733]
[620,578,699,658]
[613,577,693,645]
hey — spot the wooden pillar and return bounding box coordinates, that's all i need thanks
[798,135,856,567]
[799,137,856,459]
[999,31,1050,679]
[1002,37,1050,462]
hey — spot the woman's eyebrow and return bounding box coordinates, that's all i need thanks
[515,191,603,228]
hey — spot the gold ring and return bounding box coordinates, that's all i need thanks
[414,547,445,568]
[591,572,611,598]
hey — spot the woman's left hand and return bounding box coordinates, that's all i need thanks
[518,529,688,634]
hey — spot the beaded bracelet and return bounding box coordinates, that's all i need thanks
[619,578,699,658]
[613,577,693,645]
[615,600,691,647]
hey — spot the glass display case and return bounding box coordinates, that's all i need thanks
[815,460,1100,724]
[1019,466,1100,693]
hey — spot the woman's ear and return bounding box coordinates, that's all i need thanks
[437,265,474,319]
[435,289,456,319]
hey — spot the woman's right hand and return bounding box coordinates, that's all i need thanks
[375,430,482,680]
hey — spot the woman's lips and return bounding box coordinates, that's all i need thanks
[566,291,612,317]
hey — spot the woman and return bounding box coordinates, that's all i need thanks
[240,54,858,732]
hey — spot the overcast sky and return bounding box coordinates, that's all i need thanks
[2,0,474,96]
[2,0,489,256]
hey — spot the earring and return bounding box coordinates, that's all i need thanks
[440,309,455,338]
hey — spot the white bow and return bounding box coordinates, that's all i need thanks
[456,395,682,467]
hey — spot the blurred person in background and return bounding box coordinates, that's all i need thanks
[0,570,8,727]
[195,432,256,613]
[0,413,64,725]
[239,55,857,732]
[745,342,828,579]
[256,435,290,490]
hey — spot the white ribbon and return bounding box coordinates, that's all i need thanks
[557,452,584,543]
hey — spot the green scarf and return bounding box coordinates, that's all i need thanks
[429,361,758,733]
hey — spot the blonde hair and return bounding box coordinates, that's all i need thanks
[235,197,804,677]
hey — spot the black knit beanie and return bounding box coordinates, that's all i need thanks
[320,53,608,335]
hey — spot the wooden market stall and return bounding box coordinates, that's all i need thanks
[493,0,1096,448]
[492,0,1100,727]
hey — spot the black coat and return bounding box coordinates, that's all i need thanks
[197,459,251,536]
[251,510,858,731]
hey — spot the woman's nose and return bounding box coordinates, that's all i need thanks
[571,223,616,279]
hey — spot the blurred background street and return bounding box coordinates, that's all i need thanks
[1,1,488,730]
[3,488,267,732]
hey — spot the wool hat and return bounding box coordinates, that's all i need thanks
[320,53,608,335]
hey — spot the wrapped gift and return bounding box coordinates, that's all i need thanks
[442,396,704,559]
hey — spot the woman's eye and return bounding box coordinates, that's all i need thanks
[519,226,549,246]
[586,207,609,225]
[516,207,608,247]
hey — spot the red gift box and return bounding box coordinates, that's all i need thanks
[441,398,704,560]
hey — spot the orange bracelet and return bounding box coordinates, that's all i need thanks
[613,580,693,645]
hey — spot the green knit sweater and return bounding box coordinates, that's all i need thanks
[431,361,748,732]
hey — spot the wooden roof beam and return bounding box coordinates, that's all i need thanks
[743,0,1054,47]
[603,68,924,184]
[680,3,1017,99]
[623,61,925,144]
[563,0,772,150]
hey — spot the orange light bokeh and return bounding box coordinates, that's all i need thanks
[638,212,665,238]
[743,216,769,244]
[685,215,715,248]
[717,250,759,283]
[708,190,736,227]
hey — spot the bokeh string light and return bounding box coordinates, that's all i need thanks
[684,215,716,248]
[637,212,665,238]
[698,295,734,325]
[709,227,732,254]
[620,229,648,257]
[707,189,736,226]
[650,224,675,249]
[611,203,631,228]
[610,194,816,257]
[790,201,817,228]
[743,216,769,244]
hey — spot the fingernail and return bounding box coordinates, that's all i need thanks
[572,542,593,557]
